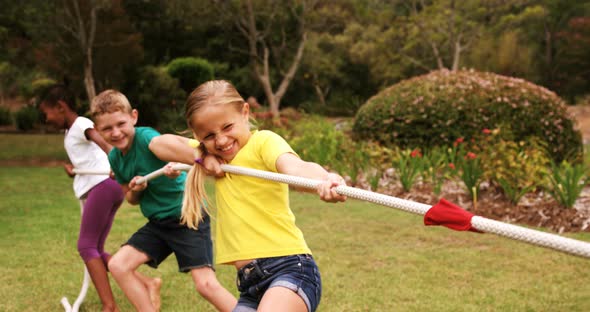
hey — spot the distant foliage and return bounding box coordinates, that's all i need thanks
[475,132,550,204]
[545,160,588,209]
[287,115,346,167]
[31,78,57,97]
[353,69,582,162]
[15,74,56,99]
[167,57,215,93]
[0,107,12,126]
[15,105,39,131]
[272,114,379,184]
[127,66,186,130]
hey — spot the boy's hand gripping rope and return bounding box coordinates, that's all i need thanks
[74,163,590,259]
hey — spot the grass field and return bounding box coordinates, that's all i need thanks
[0,133,67,162]
[1,166,590,311]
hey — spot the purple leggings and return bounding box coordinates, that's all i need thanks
[77,178,124,264]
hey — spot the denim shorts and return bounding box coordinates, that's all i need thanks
[233,254,321,312]
[126,215,213,272]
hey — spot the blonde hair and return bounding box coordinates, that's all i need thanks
[180,80,245,228]
[90,89,133,118]
[181,163,209,229]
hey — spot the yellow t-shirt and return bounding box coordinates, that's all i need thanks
[215,130,311,264]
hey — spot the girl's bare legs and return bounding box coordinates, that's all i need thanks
[190,267,237,312]
[258,287,307,312]
[108,245,161,312]
[85,257,119,312]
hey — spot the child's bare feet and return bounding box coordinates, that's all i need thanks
[147,277,162,311]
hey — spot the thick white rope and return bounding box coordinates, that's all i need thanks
[60,200,91,312]
[219,164,590,259]
[73,164,590,258]
[72,168,110,175]
[72,164,192,184]
[135,164,193,184]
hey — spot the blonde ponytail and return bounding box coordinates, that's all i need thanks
[181,164,210,229]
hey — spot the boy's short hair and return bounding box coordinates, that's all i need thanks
[90,89,133,118]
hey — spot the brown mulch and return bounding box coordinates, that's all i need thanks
[352,173,590,234]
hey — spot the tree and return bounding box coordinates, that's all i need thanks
[213,0,314,118]
[554,16,590,99]
[475,0,590,98]
[57,0,105,100]
[402,0,492,71]
[30,0,142,102]
[123,0,206,65]
[298,0,378,114]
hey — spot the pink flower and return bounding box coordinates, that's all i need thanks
[482,128,491,134]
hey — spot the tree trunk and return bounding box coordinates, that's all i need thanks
[544,25,553,85]
[451,40,461,71]
[430,41,445,70]
[83,51,96,101]
[64,0,98,101]
[313,83,326,106]
[243,0,307,119]
[257,47,277,117]
[270,32,307,117]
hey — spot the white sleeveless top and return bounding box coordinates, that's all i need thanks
[64,117,110,198]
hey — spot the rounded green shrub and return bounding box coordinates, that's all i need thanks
[15,105,39,131]
[353,69,582,162]
[167,57,214,93]
[31,78,57,97]
[128,65,186,130]
[0,106,12,126]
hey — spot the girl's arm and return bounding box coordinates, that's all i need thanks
[149,134,195,164]
[63,163,75,178]
[276,152,347,203]
[86,128,112,154]
[151,134,223,177]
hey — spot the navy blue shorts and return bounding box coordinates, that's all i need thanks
[233,254,321,312]
[126,215,213,272]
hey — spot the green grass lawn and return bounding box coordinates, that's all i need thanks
[1,166,590,311]
[0,133,67,162]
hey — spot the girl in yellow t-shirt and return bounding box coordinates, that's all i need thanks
[181,80,347,312]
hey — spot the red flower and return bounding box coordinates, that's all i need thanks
[448,163,456,170]
[453,137,464,147]
[465,152,477,160]
[410,149,422,158]
[482,128,491,134]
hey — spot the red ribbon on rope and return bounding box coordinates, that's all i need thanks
[424,198,481,233]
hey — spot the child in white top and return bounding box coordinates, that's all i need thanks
[40,84,161,312]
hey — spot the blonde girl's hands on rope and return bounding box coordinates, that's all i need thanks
[276,152,347,202]
[190,138,225,178]
[317,172,347,203]
[195,153,226,178]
